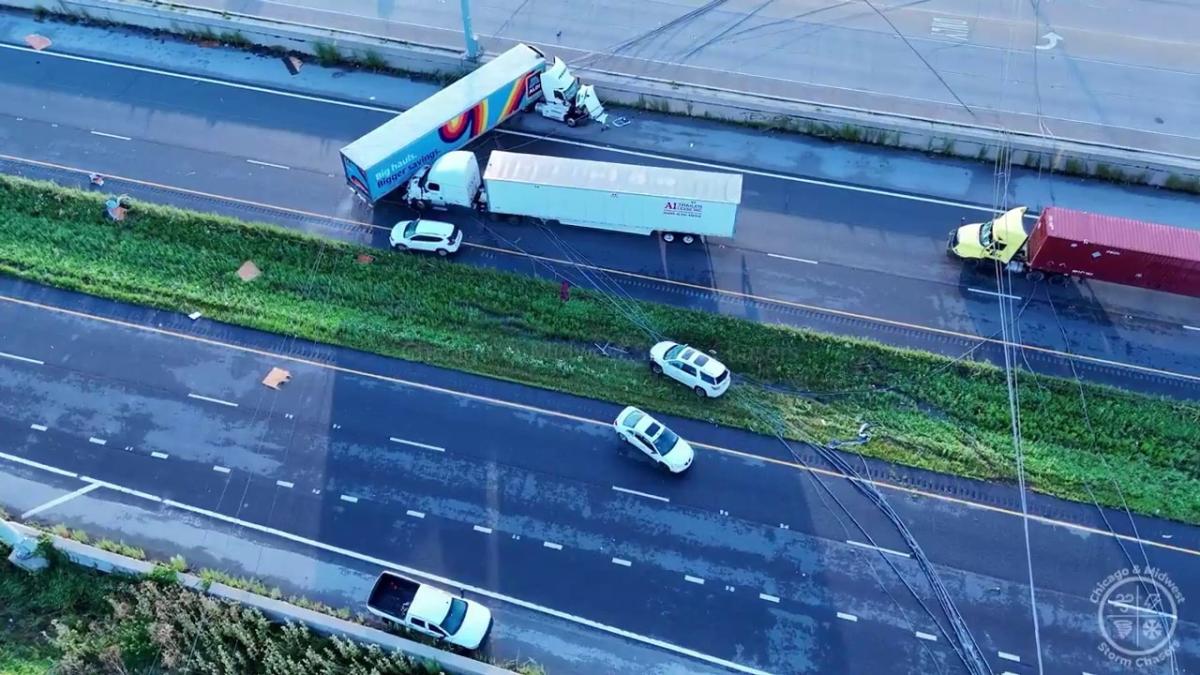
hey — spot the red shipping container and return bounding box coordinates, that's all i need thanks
[1026,207,1200,298]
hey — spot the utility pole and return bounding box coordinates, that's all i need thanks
[459,0,480,62]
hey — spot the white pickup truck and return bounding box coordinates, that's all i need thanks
[366,571,493,650]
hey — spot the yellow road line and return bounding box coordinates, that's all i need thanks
[1,292,1196,558]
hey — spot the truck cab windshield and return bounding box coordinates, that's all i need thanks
[563,79,580,102]
[979,220,994,248]
[441,598,469,635]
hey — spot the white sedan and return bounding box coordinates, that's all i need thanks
[649,341,731,398]
[389,219,463,256]
[613,406,694,473]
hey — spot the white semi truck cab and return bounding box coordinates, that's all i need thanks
[535,56,607,127]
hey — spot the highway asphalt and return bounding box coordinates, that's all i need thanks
[1,278,1198,674]
[172,0,1200,158]
[1,23,1198,399]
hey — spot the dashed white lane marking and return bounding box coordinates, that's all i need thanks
[246,158,291,170]
[766,253,819,265]
[759,593,780,603]
[1107,599,1176,618]
[473,525,493,534]
[612,557,632,567]
[0,350,44,365]
[89,130,132,141]
[88,437,107,446]
[0,451,78,478]
[684,575,705,585]
[405,509,425,519]
[187,393,239,407]
[275,480,294,488]
[997,651,1021,662]
[611,485,670,503]
[837,612,858,621]
[915,631,938,642]
[543,541,563,550]
[968,287,1022,301]
[388,437,445,452]
[21,482,103,518]
[1184,325,1200,332]
[212,465,231,474]
[846,539,912,558]
[29,423,47,431]
[150,451,169,459]
[340,495,359,503]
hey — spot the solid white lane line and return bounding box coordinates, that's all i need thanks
[188,393,239,407]
[81,476,162,502]
[611,485,670,503]
[997,651,1021,662]
[212,465,231,474]
[275,480,294,488]
[405,510,425,519]
[759,593,780,603]
[837,612,857,621]
[1107,599,1176,618]
[543,541,563,550]
[21,482,102,518]
[968,287,1022,301]
[612,557,632,567]
[473,525,493,534]
[0,451,78,478]
[340,495,359,503]
[150,451,169,459]
[915,631,938,642]
[388,437,445,452]
[766,253,819,265]
[1184,325,1200,332]
[88,437,107,446]
[684,575,705,585]
[246,159,291,170]
[89,130,132,141]
[0,350,44,365]
[846,539,912,558]
[29,423,48,431]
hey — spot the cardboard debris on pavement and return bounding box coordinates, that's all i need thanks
[284,55,303,75]
[262,367,292,390]
[24,34,51,51]
[188,311,203,321]
[236,260,261,282]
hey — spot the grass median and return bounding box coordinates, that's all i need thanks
[2,175,1198,523]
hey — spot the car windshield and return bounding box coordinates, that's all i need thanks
[656,427,681,454]
[978,220,993,247]
[664,344,685,360]
[403,221,419,238]
[441,598,469,635]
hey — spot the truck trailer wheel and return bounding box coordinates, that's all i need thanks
[662,232,676,243]
[682,234,696,244]
[1026,270,1045,282]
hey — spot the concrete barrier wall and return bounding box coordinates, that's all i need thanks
[5,520,513,675]
[5,0,1199,191]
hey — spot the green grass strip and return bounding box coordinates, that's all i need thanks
[1,175,1198,523]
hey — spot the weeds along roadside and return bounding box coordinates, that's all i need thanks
[1,175,1197,522]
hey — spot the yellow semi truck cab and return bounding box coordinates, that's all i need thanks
[948,206,1030,263]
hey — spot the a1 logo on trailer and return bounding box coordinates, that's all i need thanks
[663,201,704,218]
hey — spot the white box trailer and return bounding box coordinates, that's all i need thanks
[481,151,742,242]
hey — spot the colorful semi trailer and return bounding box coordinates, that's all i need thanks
[340,44,606,204]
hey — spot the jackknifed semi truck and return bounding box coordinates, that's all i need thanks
[340,44,607,203]
[949,206,1200,297]
[402,150,743,242]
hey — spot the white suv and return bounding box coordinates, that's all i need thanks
[389,219,463,256]
[613,406,694,473]
[649,341,731,398]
